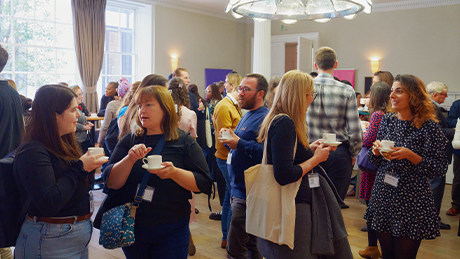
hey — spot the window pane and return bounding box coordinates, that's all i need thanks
[3,45,13,71]
[106,30,119,52]
[108,76,118,84]
[0,17,12,43]
[35,21,55,46]
[124,77,132,83]
[13,0,34,18]
[35,0,55,21]
[55,23,73,48]
[0,0,12,16]
[15,46,35,72]
[106,7,119,28]
[15,73,35,97]
[14,18,34,45]
[36,48,55,73]
[56,0,72,23]
[0,73,12,80]
[56,49,75,74]
[37,73,55,87]
[122,55,132,76]
[107,53,120,75]
[101,53,106,74]
[121,32,132,53]
[120,9,133,30]
[56,74,74,86]
[128,12,134,30]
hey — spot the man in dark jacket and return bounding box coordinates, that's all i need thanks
[427,81,454,230]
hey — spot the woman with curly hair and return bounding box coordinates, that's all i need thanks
[366,74,448,259]
[169,77,196,139]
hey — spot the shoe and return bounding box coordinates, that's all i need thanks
[361,225,368,232]
[209,211,222,220]
[358,246,381,259]
[188,234,196,256]
[446,207,459,216]
[340,204,350,209]
[440,221,451,230]
[346,189,356,197]
[221,240,227,249]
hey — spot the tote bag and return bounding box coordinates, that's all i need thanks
[244,114,300,250]
[205,107,212,148]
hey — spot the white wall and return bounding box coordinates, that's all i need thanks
[152,5,248,96]
[244,4,460,95]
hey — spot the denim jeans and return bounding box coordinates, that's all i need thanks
[122,218,190,259]
[15,217,92,259]
[217,157,232,241]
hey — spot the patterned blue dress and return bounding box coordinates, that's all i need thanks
[364,113,448,240]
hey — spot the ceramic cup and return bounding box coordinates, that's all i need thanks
[174,104,178,113]
[222,131,231,139]
[323,133,336,143]
[381,140,395,150]
[142,155,162,168]
[88,147,104,155]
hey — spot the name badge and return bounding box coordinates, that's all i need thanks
[89,191,94,213]
[227,152,232,165]
[137,184,155,202]
[308,173,320,188]
[384,173,399,187]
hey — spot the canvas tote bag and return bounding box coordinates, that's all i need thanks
[245,114,300,250]
[205,107,212,148]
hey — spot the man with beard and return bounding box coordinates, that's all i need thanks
[220,74,268,259]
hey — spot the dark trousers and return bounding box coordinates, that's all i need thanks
[319,144,353,201]
[430,176,446,217]
[122,218,190,259]
[452,154,460,209]
[227,196,262,259]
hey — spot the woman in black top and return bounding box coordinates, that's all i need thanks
[14,84,107,259]
[256,70,353,259]
[102,85,212,259]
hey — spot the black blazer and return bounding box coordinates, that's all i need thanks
[435,104,454,164]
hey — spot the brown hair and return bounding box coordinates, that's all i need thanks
[168,77,190,121]
[368,82,392,115]
[134,86,179,141]
[206,83,222,102]
[22,85,81,163]
[265,76,281,108]
[394,74,437,128]
[188,84,204,105]
[374,71,394,87]
[173,68,188,78]
[315,47,336,70]
[118,75,168,140]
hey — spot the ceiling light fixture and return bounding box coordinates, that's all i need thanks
[225,0,372,24]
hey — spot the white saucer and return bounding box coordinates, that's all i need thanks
[99,156,109,160]
[324,141,342,147]
[378,147,394,153]
[142,164,165,170]
[218,137,229,140]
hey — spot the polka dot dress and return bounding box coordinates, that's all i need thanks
[364,113,448,240]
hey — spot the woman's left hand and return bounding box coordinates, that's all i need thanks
[311,139,337,152]
[148,162,177,179]
[384,146,421,164]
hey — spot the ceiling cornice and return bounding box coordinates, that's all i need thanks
[127,0,460,23]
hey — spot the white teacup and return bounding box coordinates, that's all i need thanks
[360,121,368,129]
[221,131,231,139]
[381,140,395,150]
[323,133,336,143]
[88,147,104,155]
[360,98,369,105]
[142,155,162,169]
[174,104,178,113]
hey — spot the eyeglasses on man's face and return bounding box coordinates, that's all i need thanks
[237,86,259,94]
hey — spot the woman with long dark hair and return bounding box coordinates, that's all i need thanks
[14,84,106,259]
[188,83,207,149]
[366,75,448,259]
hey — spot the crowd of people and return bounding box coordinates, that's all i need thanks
[1,42,459,259]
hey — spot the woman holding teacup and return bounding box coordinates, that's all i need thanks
[101,85,212,258]
[366,74,448,259]
[14,84,107,259]
[256,70,353,258]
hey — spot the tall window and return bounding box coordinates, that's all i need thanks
[98,5,135,98]
[0,0,76,98]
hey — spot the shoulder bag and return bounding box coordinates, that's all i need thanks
[205,107,212,148]
[244,114,300,250]
[357,146,377,174]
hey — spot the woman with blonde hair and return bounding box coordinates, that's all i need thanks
[256,70,352,259]
[100,85,212,258]
[225,72,243,95]
[367,74,447,259]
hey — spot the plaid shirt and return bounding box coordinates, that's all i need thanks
[306,73,363,158]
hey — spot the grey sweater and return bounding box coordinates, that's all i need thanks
[75,109,88,143]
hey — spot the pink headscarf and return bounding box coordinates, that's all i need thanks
[117,77,131,98]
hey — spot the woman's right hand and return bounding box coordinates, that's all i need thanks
[79,153,107,172]
[313,143,331,163]
[372,140,383,156]
[83,122,93,130]
[127,144,152,163]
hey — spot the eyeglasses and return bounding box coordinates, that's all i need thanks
[311,92,317,100]
[205,90,210,93]
[438,93,448,97]
[237,86,259,94]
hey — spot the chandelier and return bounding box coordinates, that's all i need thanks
[225,0,372,24]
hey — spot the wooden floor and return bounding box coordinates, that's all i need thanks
[89,184,460,259]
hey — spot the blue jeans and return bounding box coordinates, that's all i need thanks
[15,217,92,259]
[430,175,446,217]
[122,218,190,259]
[217,157,232,241]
